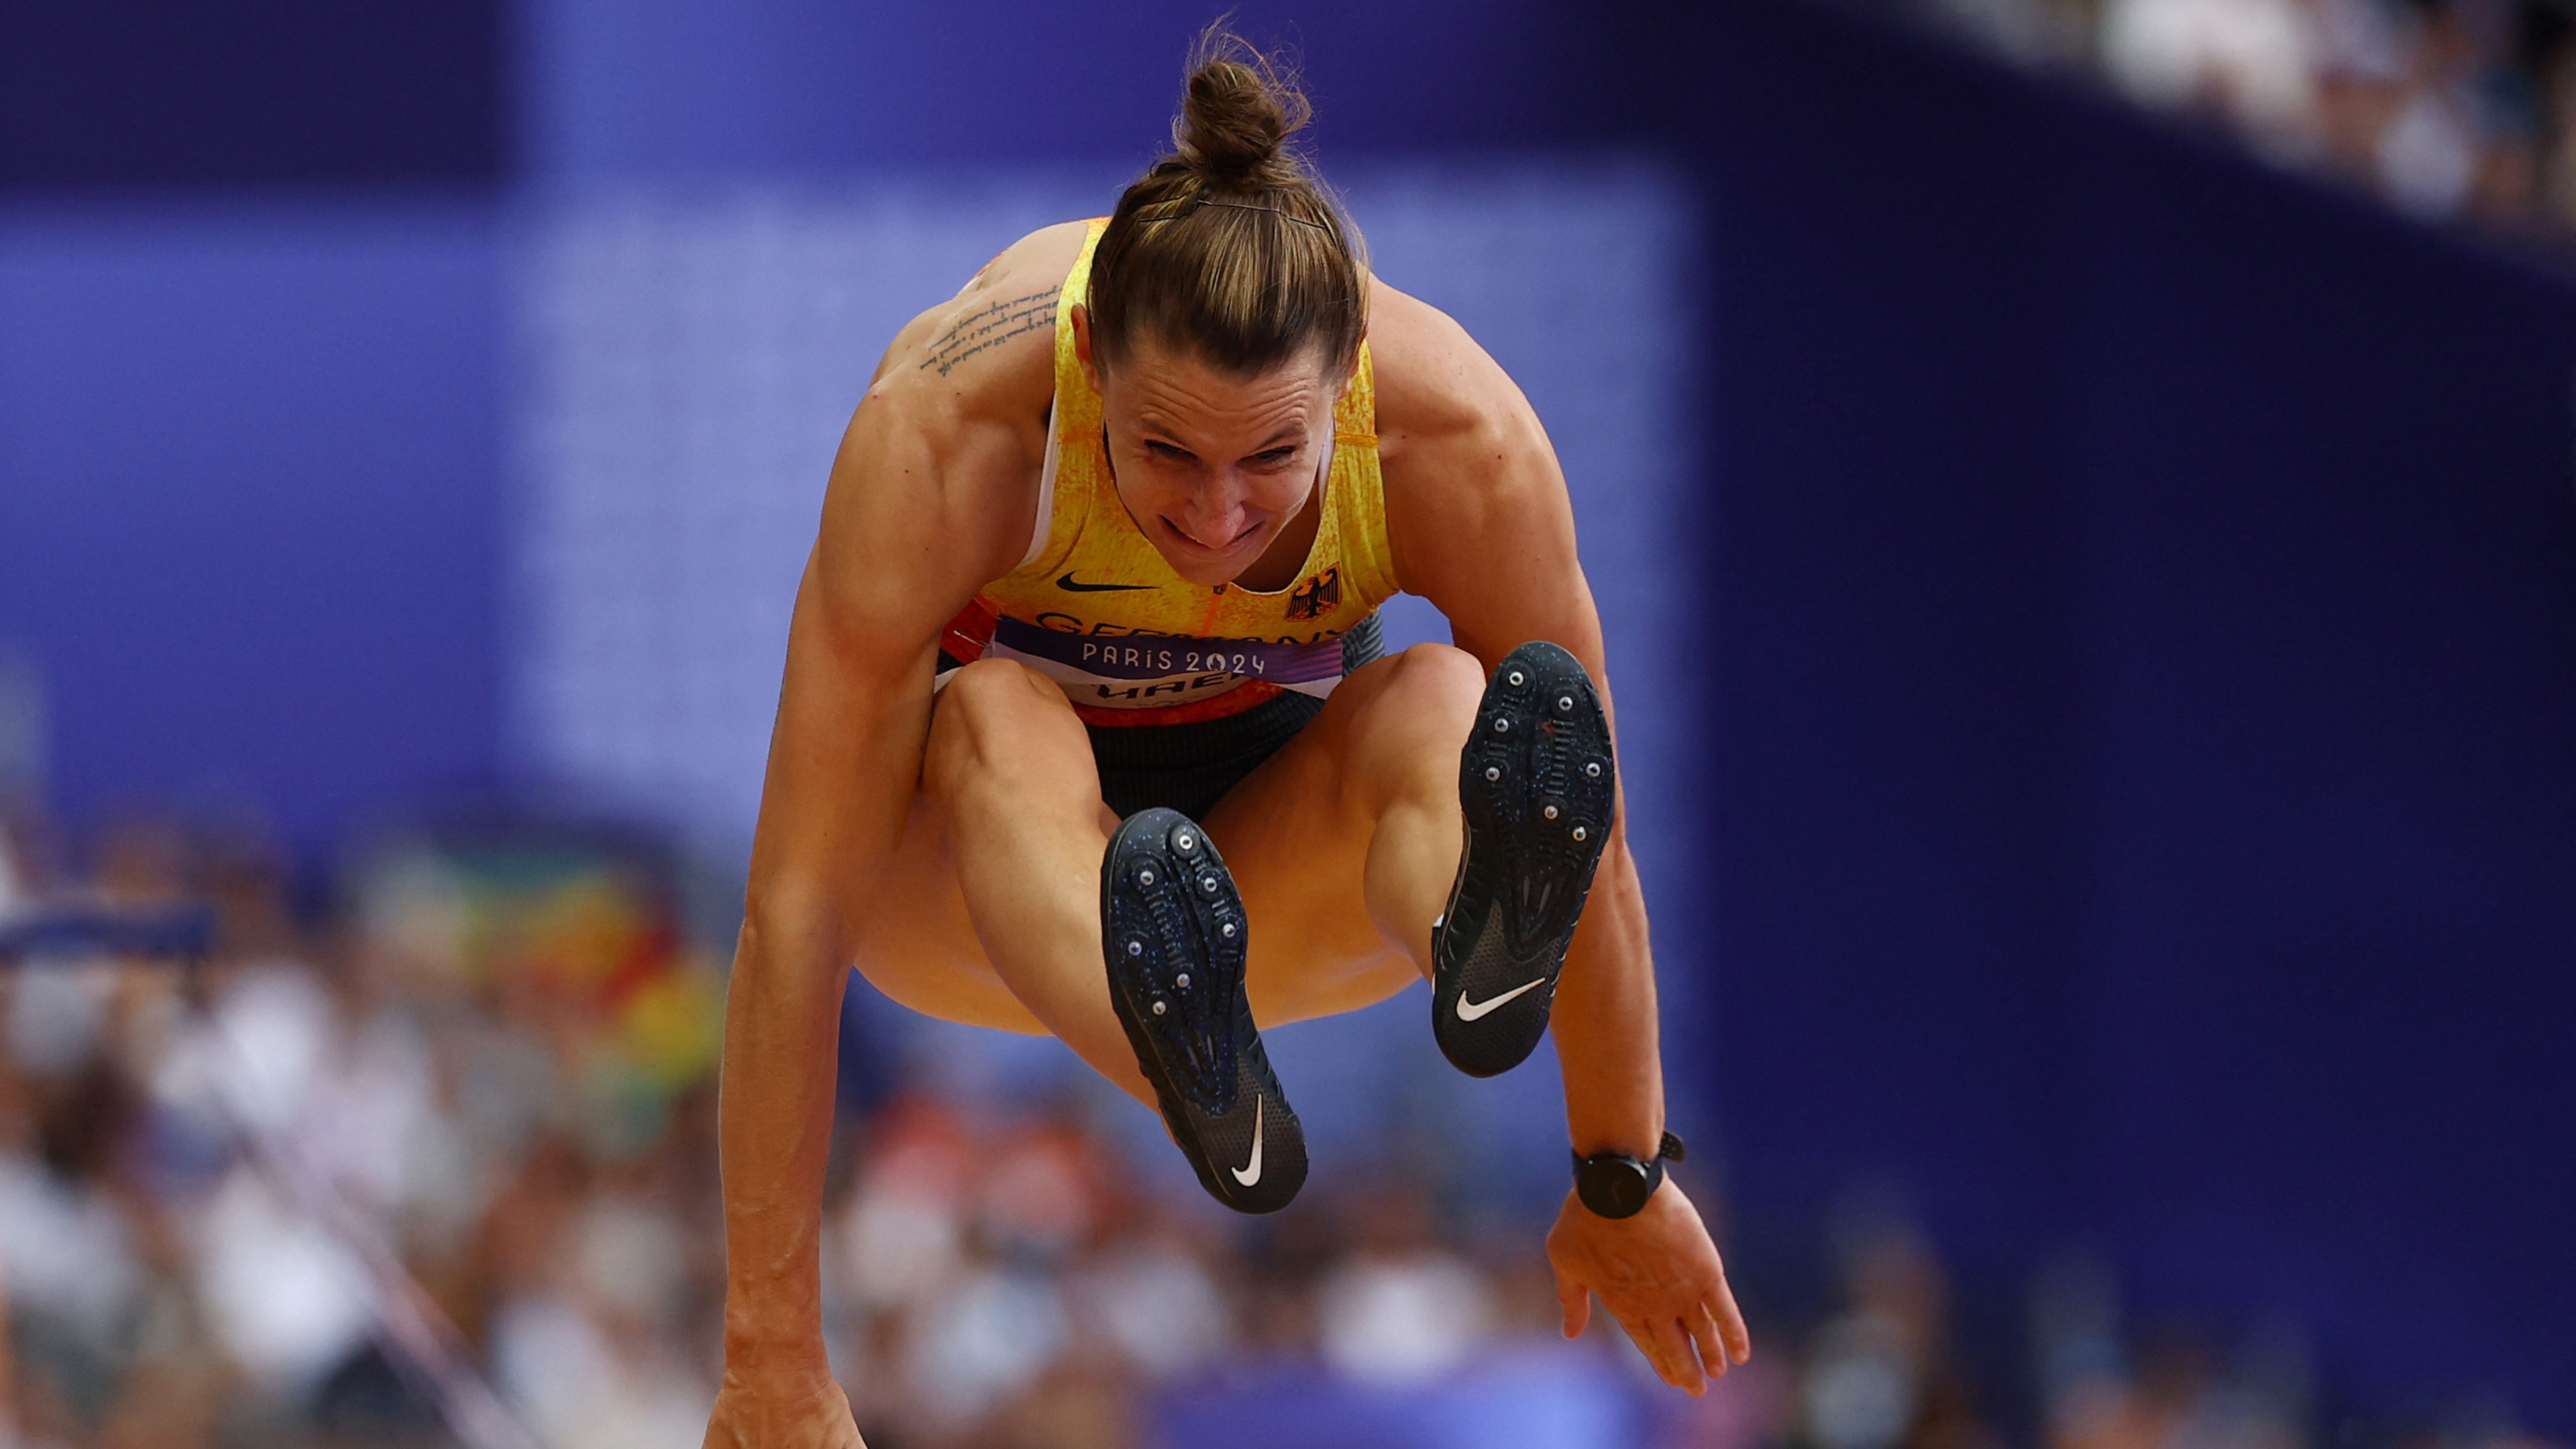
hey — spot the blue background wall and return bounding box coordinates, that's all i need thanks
[4,0,2573,1427]
[519,0,1603,178]
[0,3,503,188]
[1668,0,2576,1421]
[0,201,505,855]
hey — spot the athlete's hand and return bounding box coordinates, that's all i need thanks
[702,1360,867,1449]
[1548,1179,1752,1395]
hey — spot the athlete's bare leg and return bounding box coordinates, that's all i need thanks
[1205,643,1485,1022]
[900,657,1146,1103]
[850,645,1484,1099]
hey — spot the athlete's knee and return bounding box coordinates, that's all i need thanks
[1377,642,1485,718]
[938,655,1061,718]
[1339,643,1483,804]
[926,658,1079,792]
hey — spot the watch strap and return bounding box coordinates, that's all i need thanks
[1569,1130,1686,1172]
[1570,1131,1686,1220]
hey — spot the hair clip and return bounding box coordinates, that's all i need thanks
[1195,199,1330,231]
[1135,195,1330,231]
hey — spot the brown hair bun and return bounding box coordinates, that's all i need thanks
[1174,40,1309,187]
[1089,27,1366,377]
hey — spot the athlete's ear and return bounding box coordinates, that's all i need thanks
[1071,304,1100,392]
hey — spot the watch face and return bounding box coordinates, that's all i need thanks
[1578,1159,1654,1219]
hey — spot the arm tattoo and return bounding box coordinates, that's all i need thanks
[920,287,1058,376]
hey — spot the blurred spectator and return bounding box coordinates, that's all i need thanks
[2101,0,2321,156]
[1795,1210,1996,1449]
[1920,0,2576,253]
[2034,1252,2314,1449]
[1313,1181,1495,1386]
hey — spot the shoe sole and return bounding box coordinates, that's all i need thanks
[1431,641,1617,1078]
[1101,807,1307,1213]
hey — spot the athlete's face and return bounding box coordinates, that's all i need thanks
[1075,310,1342,588]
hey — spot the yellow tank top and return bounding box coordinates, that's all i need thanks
[940,219,1400,727]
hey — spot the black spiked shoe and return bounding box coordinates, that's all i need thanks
[1431,641,1617,1078]
[1102,808,1307,1213]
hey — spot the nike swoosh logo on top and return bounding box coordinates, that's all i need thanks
[1455,977,1546,1022]
[1057,572,1153,592]
[1231,1095,1265,1187]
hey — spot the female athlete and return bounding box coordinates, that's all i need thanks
[706,36,1752,1447]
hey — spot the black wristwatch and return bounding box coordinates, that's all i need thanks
[1572,1131,1686,1220]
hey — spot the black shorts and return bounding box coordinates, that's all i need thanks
[941,613,1385,822]
[1087,688,1326,820]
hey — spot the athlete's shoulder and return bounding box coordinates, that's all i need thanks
[930,220,1093,370]
[869,221,1092,417]
[1363,277,1540,474]
[820,223,1095,606]
[1359,279,1581,632]
[975,219,1094,295]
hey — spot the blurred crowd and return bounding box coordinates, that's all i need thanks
[0,808,731,1449]
[0,807,1598,1449]
[1919,0,2576,244]
[0,803,2564,1449]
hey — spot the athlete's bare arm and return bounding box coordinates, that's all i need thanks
[706,223,1082,1449]
[1371,280,1753,1393]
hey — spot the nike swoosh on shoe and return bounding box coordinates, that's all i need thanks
[1454,977,1546,1022]
[1230,1096,1265,1186]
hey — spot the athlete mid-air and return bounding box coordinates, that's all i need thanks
[704,34,1751,1447]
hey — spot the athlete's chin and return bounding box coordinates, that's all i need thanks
[1161,557,1245,588]
[1155,524,1266,585]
